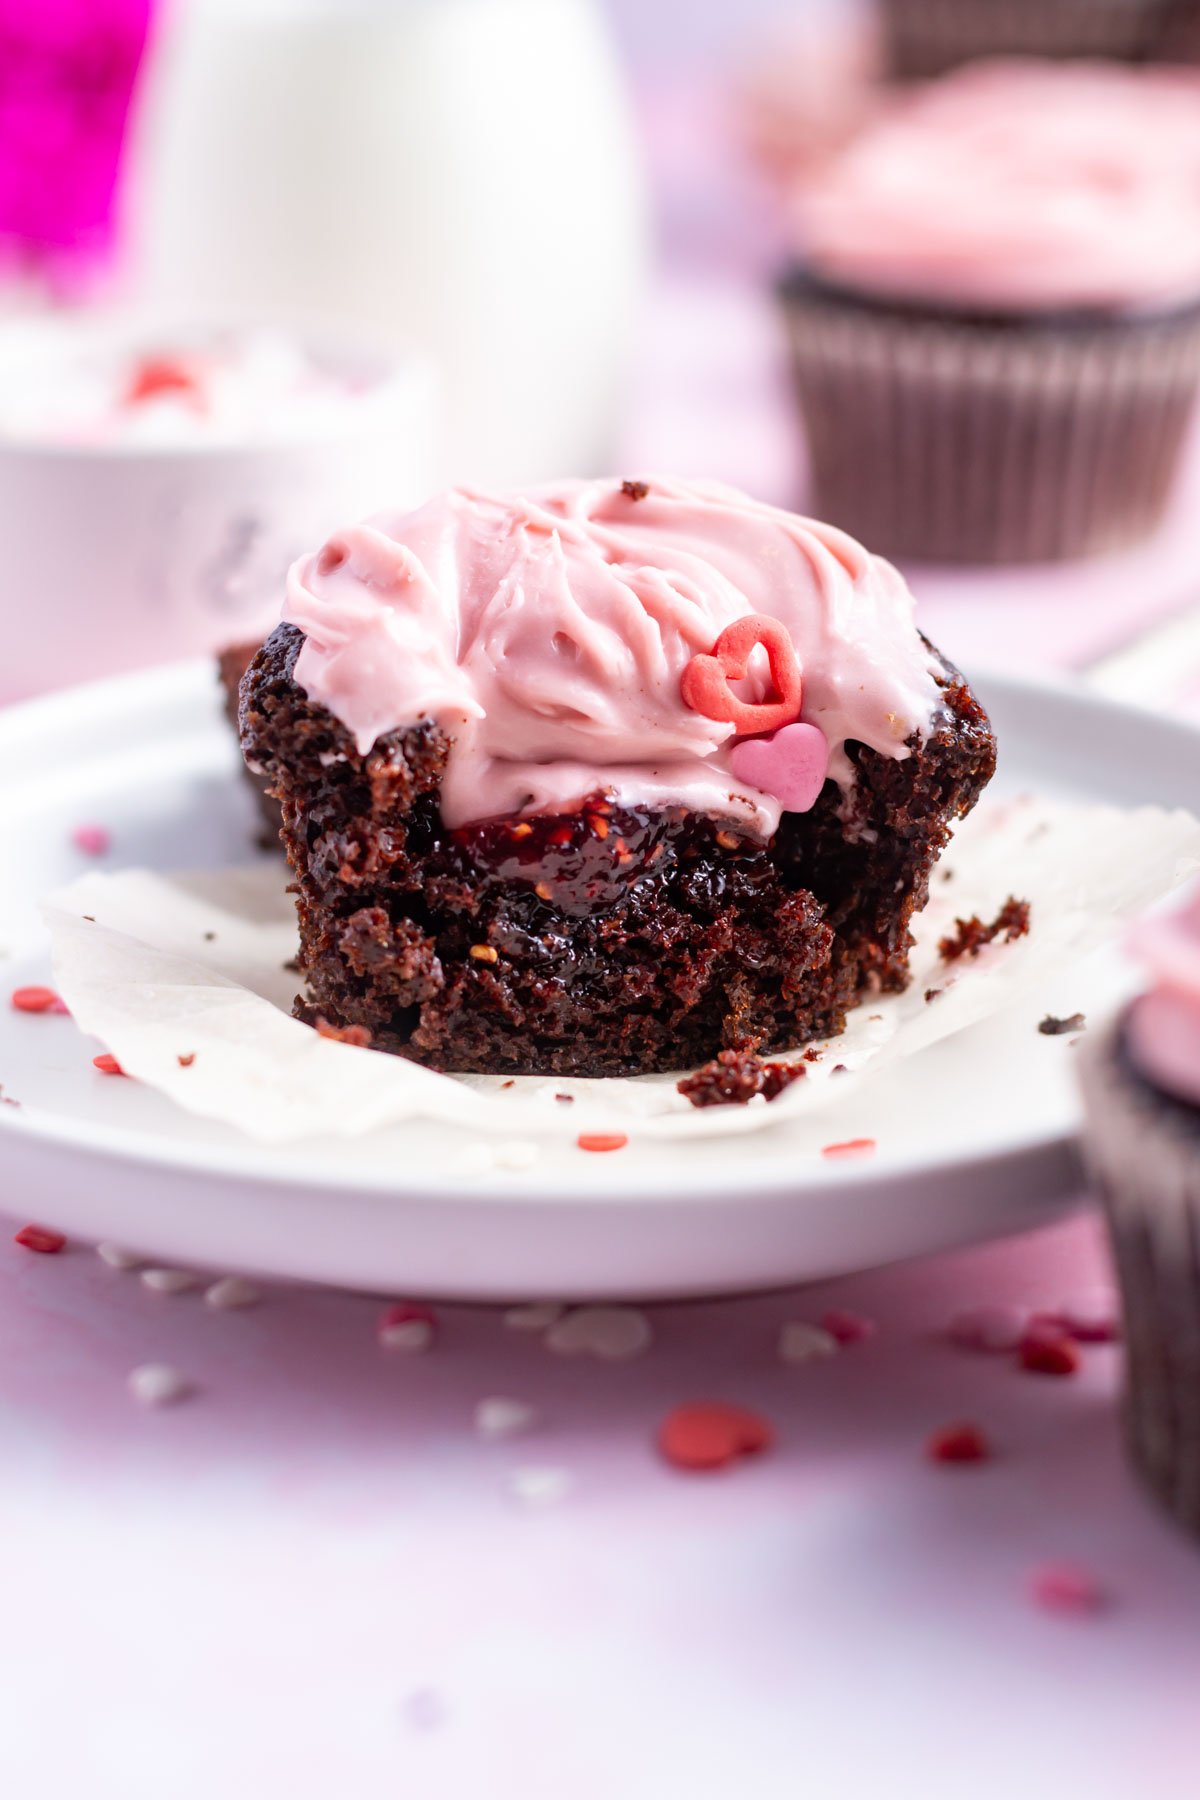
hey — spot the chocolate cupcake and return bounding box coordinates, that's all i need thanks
[779,61,1200,565]
[1078,896,1200,1535]
[879,0,1174,80]
[239,477,995,1077]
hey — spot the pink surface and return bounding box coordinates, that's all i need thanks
[0,1218,1197,1797]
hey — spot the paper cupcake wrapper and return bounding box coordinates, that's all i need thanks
[879,0,1173,78]
[779,283,1200,565]
[1078,1025,1200,1537]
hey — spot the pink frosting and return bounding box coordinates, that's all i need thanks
[1127,894,1200,1107]
[283,477,943,836]
[791,61,1200,314]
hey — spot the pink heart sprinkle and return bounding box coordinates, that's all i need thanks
[729,722,829,815]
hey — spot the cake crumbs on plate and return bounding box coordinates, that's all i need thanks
[14,1225,66,1254]
[1038,1012,1086,1036]
[128,1364,194,1407]
[620,478,650,501]
[939,895,1031,962]
[658,1401,774,1472]
[546,1305,652,1361]
[677,1047,807,1108]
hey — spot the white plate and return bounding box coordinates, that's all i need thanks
[0,661,1181,1299]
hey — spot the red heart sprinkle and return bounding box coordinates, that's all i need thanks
[680,615,802,736]
[819,1308,876,1344]
[658,1401,774,1471]
[93,1053,126,1077]
[821,1138,877,1159]
[124,355,203,406]
[14,1225,66,1255]
[926,1422,991,1464]
[1029,1562,1108,1615]
[11,986,65,1014]
[1019,1332,1081,1376]
[577,1133,628,1153]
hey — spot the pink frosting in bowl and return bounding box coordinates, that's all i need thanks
[282,477,944,836]
[790,60,1200,316]
[1127,893,1200,1108]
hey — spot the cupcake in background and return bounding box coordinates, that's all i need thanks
[879,0,1174,80]
[1079,891,1200,1537]
[778,61,1200,565]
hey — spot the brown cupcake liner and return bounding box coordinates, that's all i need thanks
[879,0,1173,78]
[779,281,1200,565]
[1078,1024,1200,1537]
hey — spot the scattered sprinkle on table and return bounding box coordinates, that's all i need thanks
[821,1138,876,1159]
[926,1422,992,1464]
[577,1132,628,1153]
[1029,1562,1108,1616]
[177,1052,196,1069]
[1038,1012,1086,1037]
[1019,1332,1082,1377]
[777,1321,838,1364]
[1054,1291,1121,1343]
[92,1053,125,1076]
[948,1304,1031,1353]
[659,1402,774,1472]
[819,1309,877,1345]
[96,1242,141,1271]
[10,985,67,1015]
[506,1466,572,1506]
[205,1276,260,1311]
[474,1396,538,1440]
[378,1302,436,1352]
[14,1225,66,1255]
[545,1305,652,1361]
[71,823,110,856]
[140,1267,199,1295]
[504,1302,565,1332]
[128,1363,194,1407]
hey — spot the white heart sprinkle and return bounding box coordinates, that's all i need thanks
[777,1321,839,1365]
[474,1396,538,1440]
[504,1303,565,1333]
[204,1276,260,1311]
[96,1243,141,1271]
[128,1363,193,1407]
[545,1306,652,1361]
[140,1267,199,1295]
[506,1466,571,1506]
[379,1319,434,1353]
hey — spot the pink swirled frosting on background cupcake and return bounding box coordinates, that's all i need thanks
[1127,894,1200,1107]
[283,476,944,835]
[791,60,1200,314]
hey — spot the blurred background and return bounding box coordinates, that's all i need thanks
[3,0,1200,698]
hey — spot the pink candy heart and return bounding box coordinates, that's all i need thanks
[729,721,829,814]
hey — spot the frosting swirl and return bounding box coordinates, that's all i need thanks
[283,476,943,836]
[1127,893,1200,1107]
[791,61,1200,315]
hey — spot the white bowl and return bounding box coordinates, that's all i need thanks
[0,316,436,701]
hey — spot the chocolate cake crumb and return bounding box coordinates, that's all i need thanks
[203,931,217,942]
[555,1093,575,1104]
[621,479,650,502]
[83,914,95,923]
[939,895,1031,962]
[677,1048,808,1108]
[1039,1012,1086,1036]
[925,987,943,1003]
[311,1015,374,1048]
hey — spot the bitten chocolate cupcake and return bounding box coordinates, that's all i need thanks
[779,61,1200,565]
[1078,894,1200,1536]
[879,0,1175,80]
[239,477,995,1077]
